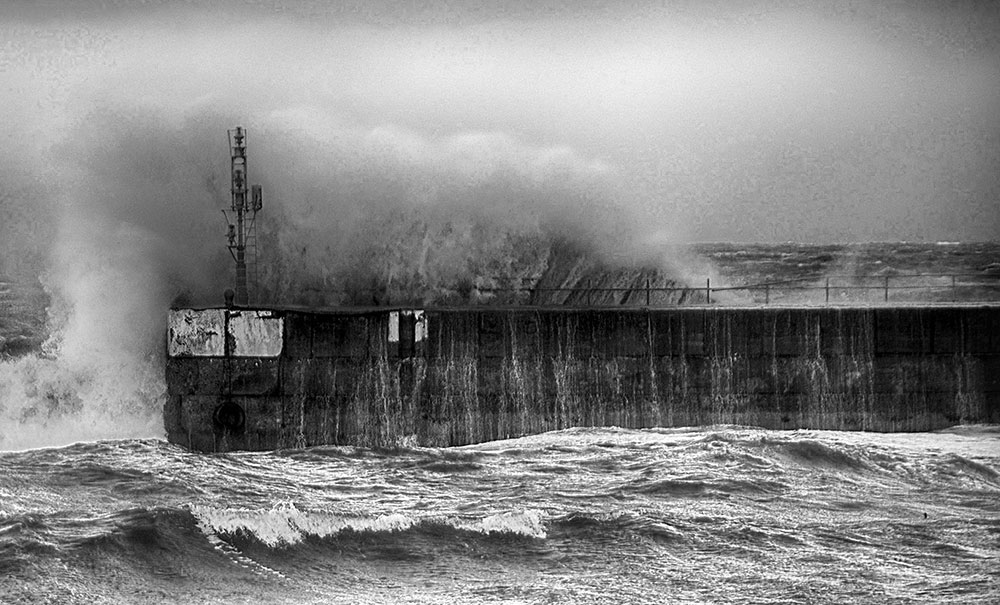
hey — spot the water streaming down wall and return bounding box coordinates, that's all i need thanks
[164,306,1000,452]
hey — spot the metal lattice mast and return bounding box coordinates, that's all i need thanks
[226,127,262,306]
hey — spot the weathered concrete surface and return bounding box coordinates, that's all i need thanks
[165,305,1000,452]
[167,309,225,357]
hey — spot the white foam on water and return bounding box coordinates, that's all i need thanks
[188,502,548,548]
[193,509,287,580]
[457,509,548,539]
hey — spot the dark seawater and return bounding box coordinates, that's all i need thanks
[697,241,1000,304]
[2,427,998,604]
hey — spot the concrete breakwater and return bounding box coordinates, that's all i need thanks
[164,305,1000,452]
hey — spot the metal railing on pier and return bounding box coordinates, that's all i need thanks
[287,272,1000,307]
[474,272,1000,306]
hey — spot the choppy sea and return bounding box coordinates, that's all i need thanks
[2,427,999,604]
[2,242,999,603]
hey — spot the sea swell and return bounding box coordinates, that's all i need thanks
[1,427,998,604]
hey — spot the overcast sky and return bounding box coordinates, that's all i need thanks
[3,0,998,245]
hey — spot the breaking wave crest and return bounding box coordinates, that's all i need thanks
[190,502,548,548]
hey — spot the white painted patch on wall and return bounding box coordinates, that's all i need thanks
[167,309,283,357]
[388,310,427,344]
[167,309,225,357]
[228,310,284,357]
[414,310,427,343]
[388,311,400,343]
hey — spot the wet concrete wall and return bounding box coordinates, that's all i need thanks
[164,306,1000,451]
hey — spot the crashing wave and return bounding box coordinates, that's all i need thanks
[189,502,547,548]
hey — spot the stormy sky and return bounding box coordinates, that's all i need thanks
[2,0,998,253]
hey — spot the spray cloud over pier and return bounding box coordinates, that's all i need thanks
[1,1,999,448]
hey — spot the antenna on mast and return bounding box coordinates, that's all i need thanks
[225,126,262,306]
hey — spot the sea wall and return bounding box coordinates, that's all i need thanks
[164,306,1000,452]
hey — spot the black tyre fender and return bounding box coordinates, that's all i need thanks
[213,400,246,434]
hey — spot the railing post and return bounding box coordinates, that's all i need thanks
[586,279,591,306]
[952,274,956,302]
[706,278,711,304]
[825,277,830,304]
[645,278,650,307]
[765,284,770,305]
[884,275,889,302]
